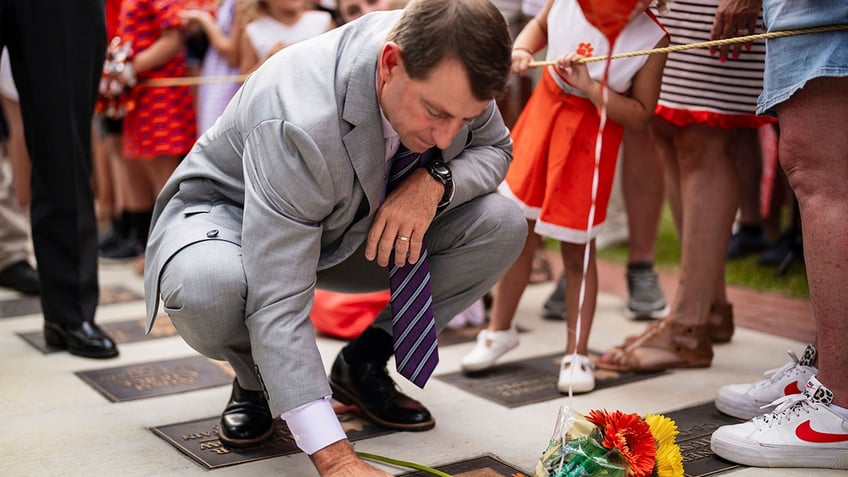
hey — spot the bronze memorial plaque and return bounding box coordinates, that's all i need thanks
[0,285,143,318]
[402,454,530,476]
[151,409,394,469]
[18,314,177,353]
[437,352,666,408]
[662,402,746,477]
[76,355,235,402]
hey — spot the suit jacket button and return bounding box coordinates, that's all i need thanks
[207,229,219,238]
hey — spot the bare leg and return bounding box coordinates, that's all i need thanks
[622,129,664,263]
[600,121,739,371]
[667,123,738,327]
[776,76,848,407]
[488,221,542,331]
[561,240,596,355]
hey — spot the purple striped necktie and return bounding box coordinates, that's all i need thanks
[387,145,438,388]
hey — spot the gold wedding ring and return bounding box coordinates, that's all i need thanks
[397,236,410,242]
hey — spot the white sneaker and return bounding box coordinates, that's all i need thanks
[711,376,848,469]
[460,327,519,372]
[716,344,817,419]
[557,354,595,394]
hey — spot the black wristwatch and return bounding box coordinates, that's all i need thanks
[426,160,453,212]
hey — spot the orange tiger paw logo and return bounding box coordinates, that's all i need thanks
[577,42,594,57]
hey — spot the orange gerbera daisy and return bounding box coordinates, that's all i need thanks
[586,409,657,477]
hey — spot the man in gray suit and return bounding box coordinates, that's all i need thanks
[144,0,526,473]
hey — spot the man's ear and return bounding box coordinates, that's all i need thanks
[378,42,403,82]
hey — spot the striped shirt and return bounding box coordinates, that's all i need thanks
[657,0,766,116]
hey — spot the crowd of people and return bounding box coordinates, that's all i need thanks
[0,0,845,474]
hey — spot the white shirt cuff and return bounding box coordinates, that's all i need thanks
[281,396,346,455]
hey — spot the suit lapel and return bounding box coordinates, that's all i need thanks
[340,38,386,218]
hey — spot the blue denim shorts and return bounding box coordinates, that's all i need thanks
[758,0,848,115]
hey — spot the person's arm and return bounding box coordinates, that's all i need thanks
[510,0,554,76]
[179,9,242,67]
[553,35,669,131]
[132,28,184,74]
[239,24,261,74]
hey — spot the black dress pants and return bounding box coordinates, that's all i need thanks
[0,0,105,325]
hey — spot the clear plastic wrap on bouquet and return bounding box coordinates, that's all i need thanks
[535,405,627,477]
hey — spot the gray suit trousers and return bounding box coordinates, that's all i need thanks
[157,192,526,390]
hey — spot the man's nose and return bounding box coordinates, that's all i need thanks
[432,118,466,149]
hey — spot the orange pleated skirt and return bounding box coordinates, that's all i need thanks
[501,69,624,244]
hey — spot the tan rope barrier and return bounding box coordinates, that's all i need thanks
[528,23,848,68]
[4,24,843,92]
[144,73,248,87]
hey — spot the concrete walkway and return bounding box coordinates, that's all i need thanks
[1,258,839,477]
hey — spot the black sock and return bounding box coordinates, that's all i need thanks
[113,212,132,238]
[738,224,764,235]
[127,210,153,247]
[627,260,654,272]
[341,327,394,365]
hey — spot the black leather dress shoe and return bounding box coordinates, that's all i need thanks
[0,260,40,295]
[329,352,435,431]
[43,321,119,358]
[219,379,274,448]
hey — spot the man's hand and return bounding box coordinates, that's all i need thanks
[310,440,391,476]
[365,168,443,267]
[711,0,764,61]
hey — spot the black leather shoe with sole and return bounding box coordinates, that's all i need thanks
[329,352,435,431]
[43,321,119,359]
[218,379,274,448]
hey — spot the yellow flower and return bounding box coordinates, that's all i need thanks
[645,414,683,477]
[654,442,684,477]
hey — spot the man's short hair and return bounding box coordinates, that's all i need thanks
[385,0,512,101]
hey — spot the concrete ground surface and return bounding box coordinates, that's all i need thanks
[1,258,841,477]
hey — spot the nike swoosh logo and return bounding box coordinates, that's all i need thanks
[784,381,803,395]
[795,420,848,443]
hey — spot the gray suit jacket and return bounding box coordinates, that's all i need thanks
[143,11,513,414]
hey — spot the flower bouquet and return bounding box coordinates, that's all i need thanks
[535,405,683,477]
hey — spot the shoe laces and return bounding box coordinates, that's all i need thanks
[629,269,658,290]
[753,393,813,429]
[756,348,816,389]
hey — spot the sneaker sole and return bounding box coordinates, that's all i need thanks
[624,304,670,320]
[711,432,848,469]
[329,381,435,432]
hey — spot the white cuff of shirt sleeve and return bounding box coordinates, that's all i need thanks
[281,396,346,455]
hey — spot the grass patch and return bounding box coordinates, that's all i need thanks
[595,205,809,299]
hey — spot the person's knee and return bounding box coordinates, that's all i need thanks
[478,194,528,254]
[160,241,247,340]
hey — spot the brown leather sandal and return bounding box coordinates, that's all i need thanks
[598,319,713,372]
[621,302,734,346]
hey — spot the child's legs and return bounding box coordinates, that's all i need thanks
[561,240,596,355]
[489,220,542,331]
[144,155,182,193]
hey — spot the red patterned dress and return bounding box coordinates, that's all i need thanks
[117,0,197,159]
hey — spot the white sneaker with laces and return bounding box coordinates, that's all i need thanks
[716,344,817,419]
[711,376,848,469]
[460,327,519,372]
[557,353,595,394]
